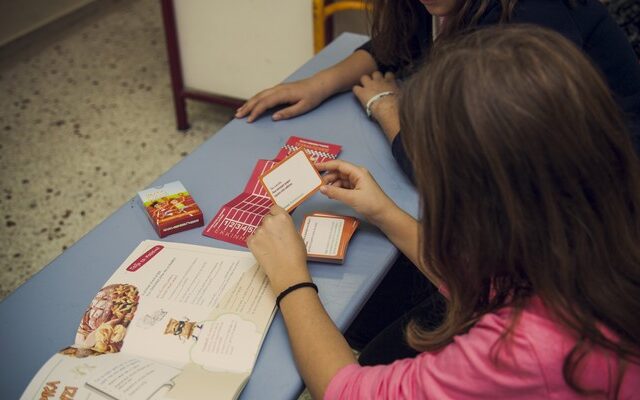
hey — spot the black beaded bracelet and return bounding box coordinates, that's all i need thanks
[276,282,318,308]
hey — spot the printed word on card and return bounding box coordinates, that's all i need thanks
[260,150,322,211]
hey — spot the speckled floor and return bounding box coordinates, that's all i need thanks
[0,0,234,301]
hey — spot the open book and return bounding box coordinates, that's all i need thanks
[21,241,276,400]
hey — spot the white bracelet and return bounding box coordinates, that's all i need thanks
[365,91,395,118]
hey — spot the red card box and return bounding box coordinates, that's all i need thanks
[138,181,204,238]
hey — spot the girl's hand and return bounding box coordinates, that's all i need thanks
[317,160,397,225]
[247,206,311,294]
[235,76,331,123]
[352,71,401,142]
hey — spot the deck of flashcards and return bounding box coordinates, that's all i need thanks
[260,150,323,211]
[300,212,359,263]
[138,181,204,238]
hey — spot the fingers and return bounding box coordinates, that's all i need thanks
[319,184,357,204]
[248,212,280,249]
[273,101,307,121]
[236,86,294,123]
[321,171,340,184]
[356,70,391,88]
[246,231,257,248]
[316,159,350,172]
[258,206,291,231]
[317,160,366,177]
[246,94,285,123]
[352,85,365,103]
[236,89,269,118]
[269,205,287,216]
[359,74,372,86]
[318,160,369,194]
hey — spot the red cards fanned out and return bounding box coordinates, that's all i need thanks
[203,136,342,247]
[202,159,276,246]
[274,136,342,163]
[300,212,359,264]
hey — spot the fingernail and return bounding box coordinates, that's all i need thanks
[320,186,327,193]
[273,114,281,121]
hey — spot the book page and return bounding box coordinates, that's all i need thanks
[98,241,276,375]
[23,241,276,400]
[20,352,177,400]
[86,355,179,400]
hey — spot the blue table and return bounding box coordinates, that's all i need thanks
[0,33,418,400]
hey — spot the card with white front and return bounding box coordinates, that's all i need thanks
[300,213,359,263]
[260,149,323,211]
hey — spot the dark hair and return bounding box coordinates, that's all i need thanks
[367,0,582,72]
[399,24,640,395]
[367,0,518,71]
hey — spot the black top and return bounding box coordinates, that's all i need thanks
[358,0,640,182]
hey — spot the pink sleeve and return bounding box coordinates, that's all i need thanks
[324,314,547,400]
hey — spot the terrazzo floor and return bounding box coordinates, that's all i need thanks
[0,0,234,301]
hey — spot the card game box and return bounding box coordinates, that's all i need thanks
[138,181,204,238]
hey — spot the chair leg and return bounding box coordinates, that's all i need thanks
[313,0,326,53]
[313,0,370,53]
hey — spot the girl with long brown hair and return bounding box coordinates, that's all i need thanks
[239,2,640,351]
[247,25,640,399]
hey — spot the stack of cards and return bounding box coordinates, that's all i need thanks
[300,212,359,264]
[138,181,204,238]
[203,136,341,246]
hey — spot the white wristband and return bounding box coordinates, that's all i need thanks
[365,91,395,118]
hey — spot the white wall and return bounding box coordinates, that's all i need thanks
[175,0,315,100]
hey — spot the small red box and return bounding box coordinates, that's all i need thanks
[138,181,204,238]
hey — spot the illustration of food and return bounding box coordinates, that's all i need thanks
[164,318,203,342]
[74,284,139,354]
[58,346,101,358]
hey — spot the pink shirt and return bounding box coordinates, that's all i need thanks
[325,297,639,399]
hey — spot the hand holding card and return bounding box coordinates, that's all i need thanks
[260,150,323,212]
